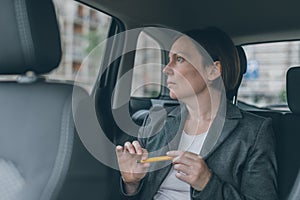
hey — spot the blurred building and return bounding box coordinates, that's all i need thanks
[51,0,111,86]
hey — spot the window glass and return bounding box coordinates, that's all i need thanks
[50,0,112,92]
[131,32,162,98]
[240,41,300,110]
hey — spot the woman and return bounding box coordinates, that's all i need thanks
[116,27,278,200]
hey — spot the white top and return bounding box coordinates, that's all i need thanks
[153,131,208,200]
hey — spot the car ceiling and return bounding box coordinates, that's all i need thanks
[79,0,300,45]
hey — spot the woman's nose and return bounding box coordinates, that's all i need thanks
[163,62,173,75]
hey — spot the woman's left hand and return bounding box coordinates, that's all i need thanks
[167,151,211,191]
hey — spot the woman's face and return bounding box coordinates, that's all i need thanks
[163,36,208,100]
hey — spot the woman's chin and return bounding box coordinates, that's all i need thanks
[169,92,178,99]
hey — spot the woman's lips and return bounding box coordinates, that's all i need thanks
[167,81,176,87]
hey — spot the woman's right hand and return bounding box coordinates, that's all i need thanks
[116,140,149,193]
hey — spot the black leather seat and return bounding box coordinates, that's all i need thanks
[278,66,300,199]
[287,170,300,200]
[56,131,115,200]
[0,0,79,199]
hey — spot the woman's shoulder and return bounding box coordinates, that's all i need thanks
[225,104,275,150]
[226,102,269,122]
[236,107,274,136]
[226,102,273,133]
[240,109,270,122]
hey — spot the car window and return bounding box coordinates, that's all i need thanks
[131,31,162,98]
[49,0,112,93]
[239,41,300,111]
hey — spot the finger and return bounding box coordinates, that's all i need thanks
[124,142,136,154]
[171,151,195,165]
[172,151,201,164]
[137,149,150,169]
[166,150,184,157]
[141,148,148,160]
[115,145,124,155]
[141,162,150,169]
[140,152,150,169]
[173,156,194,166]
[173,163,191,175]
[183,151,202,161]
[175,170,190,183]
[132,140,143,155]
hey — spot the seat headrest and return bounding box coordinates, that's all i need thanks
[226,46,247,101]
[0,0,61,75]
[287,66,300,114]
[236,46,247,75]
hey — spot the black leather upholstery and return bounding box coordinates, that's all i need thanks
[288,170,300,200]
[279,113,300,199]
[0,0,61,75]
[285,71,300,200]
[278,66,300,199]
[287,67,300,114]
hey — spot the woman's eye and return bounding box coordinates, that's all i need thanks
[176,56,184,63]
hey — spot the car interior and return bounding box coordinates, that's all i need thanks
[1,0,300,199]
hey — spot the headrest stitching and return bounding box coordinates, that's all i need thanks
[14,0,36,66]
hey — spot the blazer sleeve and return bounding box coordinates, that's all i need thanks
[191,118,279,200]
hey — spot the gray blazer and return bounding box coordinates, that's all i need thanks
[120,102,278,200]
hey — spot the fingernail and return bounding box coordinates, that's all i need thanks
[166,152,170,155]
[173,156,179,162]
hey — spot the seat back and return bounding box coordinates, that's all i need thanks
[0,83,75,200]
[287,170,300,200]
[0,0,76,199]
[56,131,115,200]
[279,66,300,199]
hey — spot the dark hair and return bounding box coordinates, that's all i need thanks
[183,27,240,90]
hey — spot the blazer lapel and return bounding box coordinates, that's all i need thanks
[201,102,242,159]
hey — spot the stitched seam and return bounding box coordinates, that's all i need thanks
[40,94,74,200]
[14,0,35,66]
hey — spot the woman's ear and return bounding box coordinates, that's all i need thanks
[207,61,222,81]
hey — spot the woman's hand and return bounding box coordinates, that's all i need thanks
[167,151,211,191]
[116,141,149,194]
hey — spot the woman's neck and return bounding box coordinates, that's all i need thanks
[181,88,221,135]
[183,88,220,120]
